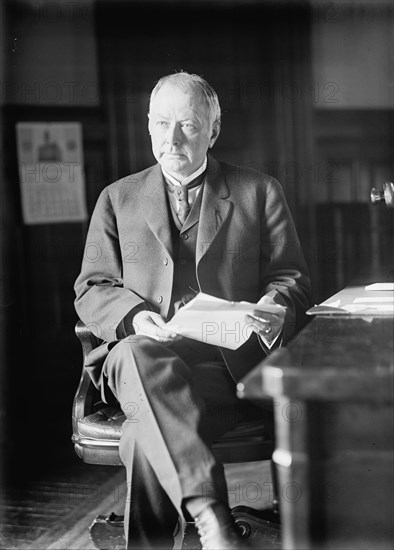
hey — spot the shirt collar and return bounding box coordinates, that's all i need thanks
[161,157,207,187]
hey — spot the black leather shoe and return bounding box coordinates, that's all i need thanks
[194,502,252,549]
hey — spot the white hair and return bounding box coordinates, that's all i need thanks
[149,71,221,129]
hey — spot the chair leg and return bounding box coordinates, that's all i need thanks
[270,459,280,517]
[224,460,281,548]
[89,513,125,550]
[231,506,281,549]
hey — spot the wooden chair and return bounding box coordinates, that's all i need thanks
[72,321,280,549]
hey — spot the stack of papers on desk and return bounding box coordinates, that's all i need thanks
[307,283,394,316]
[164,293,286,349]
[365,283,394,291]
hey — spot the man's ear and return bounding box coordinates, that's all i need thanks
[208,121,221,149]
[147,113,152,135]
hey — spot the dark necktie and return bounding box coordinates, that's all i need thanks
[166,177,204,225]
[174,185,190,224]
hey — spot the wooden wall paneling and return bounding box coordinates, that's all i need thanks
[313,109,394,300]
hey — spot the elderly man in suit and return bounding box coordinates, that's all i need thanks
[75,72,311,549]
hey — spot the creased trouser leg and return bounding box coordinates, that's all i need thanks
[102,335,262,549]
[124,440,180,549]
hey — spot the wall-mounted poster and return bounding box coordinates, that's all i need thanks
[16,122,88,224]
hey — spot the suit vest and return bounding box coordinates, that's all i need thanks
[166,180,203,319]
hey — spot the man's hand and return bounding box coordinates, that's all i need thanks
[245,295,286,344]
[132,310,182,345]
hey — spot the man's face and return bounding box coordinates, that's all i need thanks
[148,84,220,180]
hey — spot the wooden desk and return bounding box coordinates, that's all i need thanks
[239,285,394,550]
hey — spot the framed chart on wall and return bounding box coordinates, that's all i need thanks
[16,122,88,224]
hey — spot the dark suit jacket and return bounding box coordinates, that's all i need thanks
[74,155,311,388]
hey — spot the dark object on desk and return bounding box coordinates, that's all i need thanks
[370,182,394,208]
[239,286,394,550]
[72,321,280,550]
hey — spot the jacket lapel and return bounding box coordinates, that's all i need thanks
[196,155,232,266]
[143,164,173,258]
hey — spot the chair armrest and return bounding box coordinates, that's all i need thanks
[72,321,103,432]
[75,320,102,362]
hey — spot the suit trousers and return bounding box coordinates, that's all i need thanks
[102,335,266,549]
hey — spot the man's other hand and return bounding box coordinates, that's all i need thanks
[132,310,182,345]
[245,295,286,345]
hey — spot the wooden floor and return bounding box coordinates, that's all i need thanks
[1,456,276,549]
[0,461,125,550]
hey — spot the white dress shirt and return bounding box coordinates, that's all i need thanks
[161,157,207,213]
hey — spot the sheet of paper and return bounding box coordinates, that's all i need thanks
[365,283,394,291]
[341,303,394,314]
[353,296,394,303]
[164,293,286,350]
[307,298,394,316]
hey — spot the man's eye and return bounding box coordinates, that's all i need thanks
[182,123,196,130]
[157,121,169,127]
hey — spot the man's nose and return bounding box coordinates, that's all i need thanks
[165,123,182,146]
